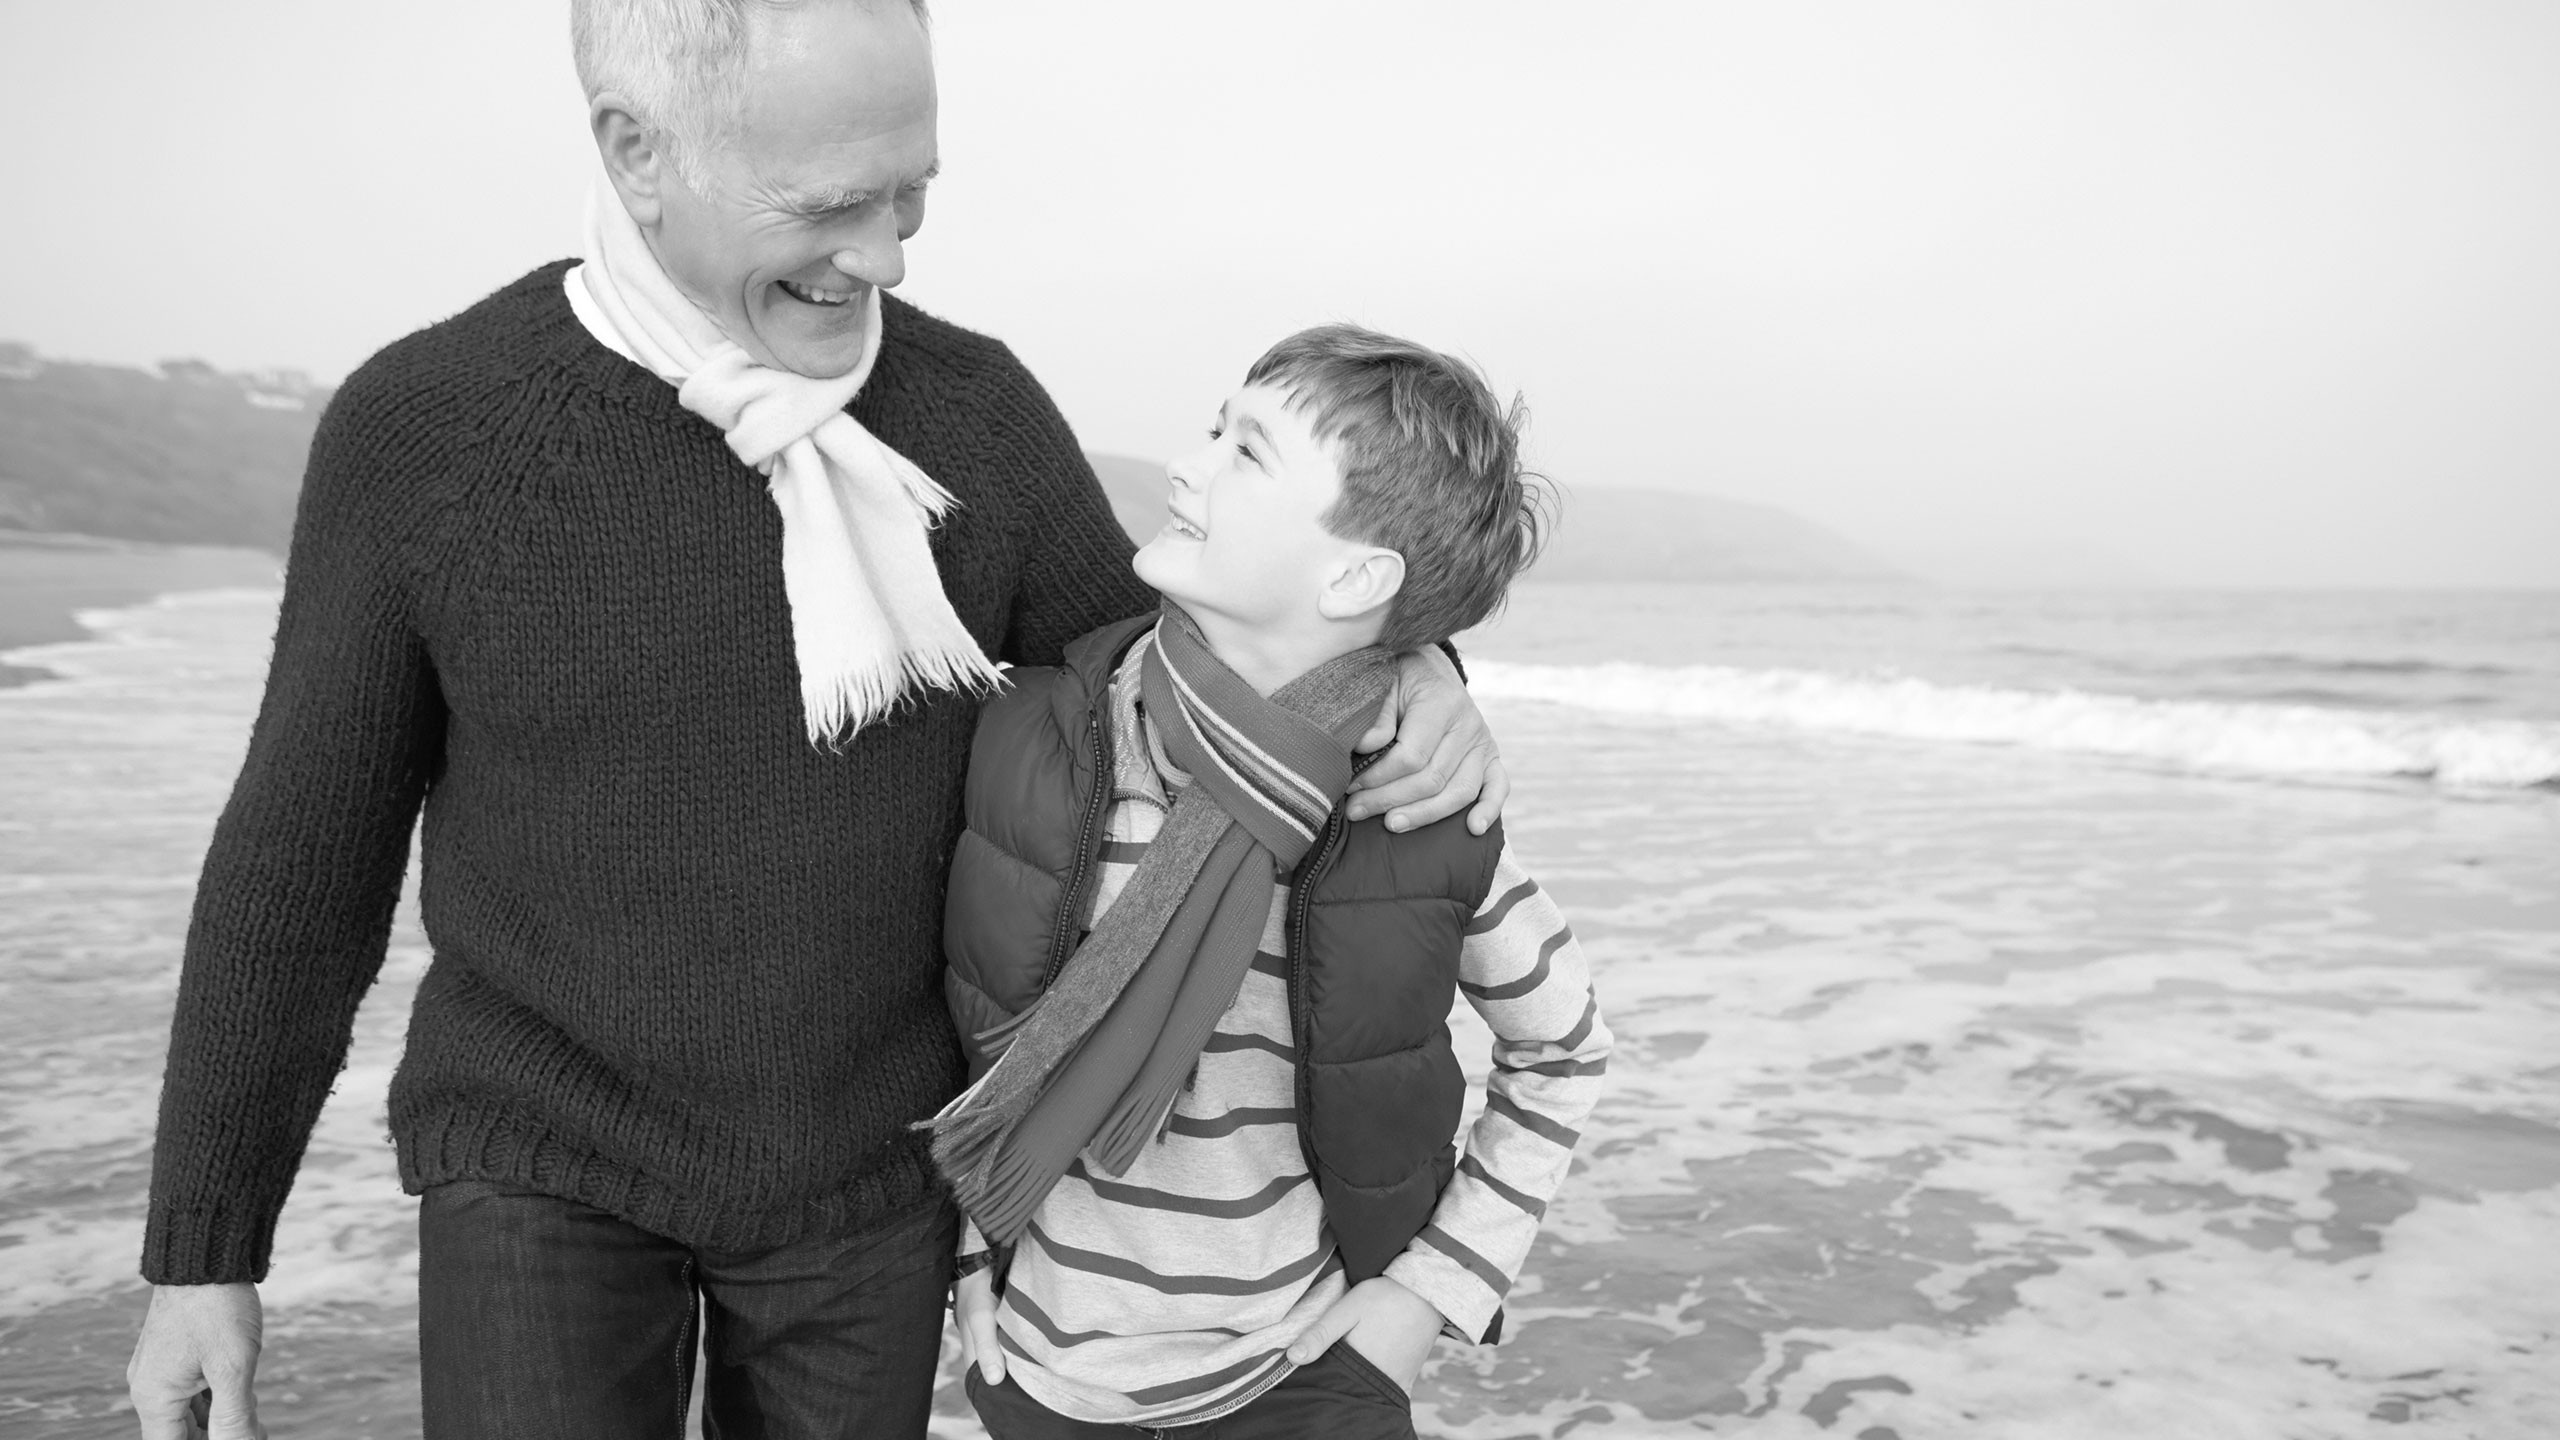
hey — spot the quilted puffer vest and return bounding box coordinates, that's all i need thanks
[942,616,1503,1294]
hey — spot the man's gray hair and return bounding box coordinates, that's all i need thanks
[571,0,930,187]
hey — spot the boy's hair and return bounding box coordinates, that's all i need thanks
[1246,324,1552,652]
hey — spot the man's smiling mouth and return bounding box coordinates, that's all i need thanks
[779,279,859,307]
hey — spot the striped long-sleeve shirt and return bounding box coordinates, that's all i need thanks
[983,642,1612,1426]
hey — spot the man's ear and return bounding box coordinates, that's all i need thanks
[1317,547,1406,625]
[591,95,671,228]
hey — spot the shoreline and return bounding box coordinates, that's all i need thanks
[0,530,280,688]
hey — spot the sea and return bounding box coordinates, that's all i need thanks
[2,581,2555,1439]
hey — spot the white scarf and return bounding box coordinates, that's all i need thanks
[563,183,1002,744]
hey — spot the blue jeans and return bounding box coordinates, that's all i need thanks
[417,1178,957,1440]
[963,1345,1417,1439]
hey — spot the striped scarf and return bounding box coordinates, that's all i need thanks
[924,603,1395,1245]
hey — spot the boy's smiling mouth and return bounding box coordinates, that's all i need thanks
[1163,511,1208,541]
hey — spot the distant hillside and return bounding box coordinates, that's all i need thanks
[0,342,323,552]
[1084,453,1904,584]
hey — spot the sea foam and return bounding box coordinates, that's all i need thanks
[1470,660,2560,789]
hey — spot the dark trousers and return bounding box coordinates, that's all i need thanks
[964,1344,1416,1440]
[417,1178,957,1440]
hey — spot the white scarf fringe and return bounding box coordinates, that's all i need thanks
[563,181,1002,744]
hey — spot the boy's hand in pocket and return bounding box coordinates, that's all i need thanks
[1287,1276,1444,1394]
[954,1266,1005,1384]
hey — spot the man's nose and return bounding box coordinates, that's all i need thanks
[830,218,905,290]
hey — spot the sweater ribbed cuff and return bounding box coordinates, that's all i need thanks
[141,1201,278,1286]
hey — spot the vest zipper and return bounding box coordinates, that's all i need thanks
[1285,750,1377,1181]
[1040,699,1114,989]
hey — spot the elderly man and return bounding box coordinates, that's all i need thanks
[123,2,1507,1437]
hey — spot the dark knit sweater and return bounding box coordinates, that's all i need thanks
[141,262,1156,1285]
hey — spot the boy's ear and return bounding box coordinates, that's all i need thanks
[1317,547,1405,625]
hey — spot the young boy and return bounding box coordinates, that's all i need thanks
[926,325,1609,1438]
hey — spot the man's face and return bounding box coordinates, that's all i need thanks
[1136,384,1360,633]
[649,0,937,379]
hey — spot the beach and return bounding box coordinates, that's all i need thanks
[0,533,278,686]
[1,580,2555,1438]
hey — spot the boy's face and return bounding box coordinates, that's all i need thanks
[1135,383,1364,634]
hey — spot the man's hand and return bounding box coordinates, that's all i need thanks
[129,1282,268,1440]
[1286,1275,1444,1395]
[1348,647,1508,835]
[954,1266,1005,1385]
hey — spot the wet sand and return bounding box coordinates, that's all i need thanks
[0,531,279,686]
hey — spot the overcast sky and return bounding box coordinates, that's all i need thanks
[4,1,2554,587]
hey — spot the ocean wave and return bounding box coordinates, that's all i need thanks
[2211,652,2521,679]
[1470,660,2560,789]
